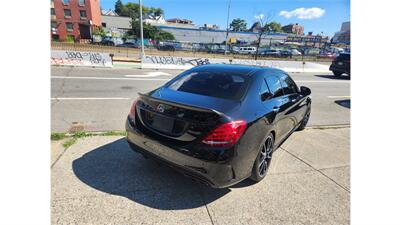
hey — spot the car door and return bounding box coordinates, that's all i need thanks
[264,75,287,144]
[279,74,307,132]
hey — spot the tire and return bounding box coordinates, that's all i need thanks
[250,133,275,182]
[297,107,311,131]
[333,71,342,77]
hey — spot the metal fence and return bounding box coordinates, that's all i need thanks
[51,41,336,62]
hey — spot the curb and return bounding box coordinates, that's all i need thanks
[62,131,127,137]
[306,124,350,130]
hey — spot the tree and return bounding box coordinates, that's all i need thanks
[129,20,175,41]
[114,0,124,15]
[253,13,274,60]
[148,7,164,20]
[266,22,282,33]
[116,2,173,41]
[92,27,106,37]
[229,18,247,32]
[116,2,149,18]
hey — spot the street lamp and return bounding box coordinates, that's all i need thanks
[224,0,231,55]
[139,0,145,61]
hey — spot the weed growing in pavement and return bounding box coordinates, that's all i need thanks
[62,138,77,148]
[51,132,66,140]
[101,131,127,136]
[51,130,127,149]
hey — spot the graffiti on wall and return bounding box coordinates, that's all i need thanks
[144,56,210,66]
[51,51,112,67]
[142,55,283,69]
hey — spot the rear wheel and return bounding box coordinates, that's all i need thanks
[250,133,274,182]
[333,71,342,77]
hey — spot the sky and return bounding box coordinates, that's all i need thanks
[100,0,350,38]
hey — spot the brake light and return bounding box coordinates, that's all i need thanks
[201,120,247,148]
[129,99,139,122]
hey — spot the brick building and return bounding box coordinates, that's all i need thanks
[51,0,101,41]
[282,23,304,35]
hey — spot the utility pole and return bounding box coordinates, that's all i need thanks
[224,0,231,54]
[139,0,145,61]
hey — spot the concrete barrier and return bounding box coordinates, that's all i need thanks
[51,50,113,67]
[141,55,330,73]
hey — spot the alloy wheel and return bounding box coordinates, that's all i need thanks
[258,136,273,177]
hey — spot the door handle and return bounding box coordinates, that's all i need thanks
[272,106,279,112]
[291,98,297,103]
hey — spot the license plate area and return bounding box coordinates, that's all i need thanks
[152,114,174,133]
[142,109,187,136]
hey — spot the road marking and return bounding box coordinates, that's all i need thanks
[51,97,131,100]
[296,80,350,83]
[51,76,170,81]
[327,96,351,98]
[125,71,173,78]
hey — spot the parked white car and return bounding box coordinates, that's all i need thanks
[237,46,257,54]
[290,49,302,56]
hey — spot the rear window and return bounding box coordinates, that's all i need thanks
[167,71,251,100]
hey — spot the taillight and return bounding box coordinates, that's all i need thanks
[201,120,247,148]
[129,99,139,122]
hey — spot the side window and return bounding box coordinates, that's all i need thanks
[260,78,271,101]
[280,75,298,95]
[265,76,284,98]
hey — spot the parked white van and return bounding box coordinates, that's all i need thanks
[238,46,257,54]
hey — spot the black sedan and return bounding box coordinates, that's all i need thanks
[329,53,350,77]
[126,64,311,188]
[116,42,139,48]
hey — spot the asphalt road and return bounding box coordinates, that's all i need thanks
[51,66,350,132]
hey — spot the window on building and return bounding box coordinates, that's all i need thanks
[64,9,71,18]
[80,10,87,18]
[62,0,70,5]
[51,21,57,29]
[78,0,85,6]
[66,22,73,31]
[101,22,107,27]
[51,8,55,16]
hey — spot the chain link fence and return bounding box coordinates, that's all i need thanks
[51,41,336,62]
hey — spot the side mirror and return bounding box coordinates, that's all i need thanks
[300,86,311,96]
[261,92,273,101]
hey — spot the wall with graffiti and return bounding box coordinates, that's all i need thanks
[51,51,113,67]
[142,55,329,72]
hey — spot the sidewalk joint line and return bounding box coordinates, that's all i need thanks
[197,187,216,225]
[51,139,73,169]
[280,147,350,193]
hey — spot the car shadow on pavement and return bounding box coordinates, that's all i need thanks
[314,74,350,80]
[72,138,230,210]
[335,99,351,108]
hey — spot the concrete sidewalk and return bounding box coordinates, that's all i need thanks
[51,128,350,225]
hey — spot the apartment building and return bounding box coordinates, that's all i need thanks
[51,0,101,41]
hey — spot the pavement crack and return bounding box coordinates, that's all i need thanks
[51,139,73,169]
[280,147,350,193]
[197,186,216,225]
[51,67,72,107]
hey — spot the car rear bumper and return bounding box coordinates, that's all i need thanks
[329,64,350,74]
[125,117,242,188]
